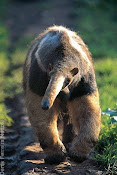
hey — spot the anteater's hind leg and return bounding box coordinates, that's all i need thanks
[62,114,75,151]
[26,90,66,164]
[67,90,101,163]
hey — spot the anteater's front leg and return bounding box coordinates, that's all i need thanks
[26,91,66,164]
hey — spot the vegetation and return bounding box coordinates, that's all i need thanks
[0,26,32,126]
[72,0,117,173]
[95,115,117,174]
[95,59,117,110]
[0,24,13,126]
[0,0,33,126]
[73,0,117,59]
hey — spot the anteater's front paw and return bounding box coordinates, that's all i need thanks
[45,152,66,164]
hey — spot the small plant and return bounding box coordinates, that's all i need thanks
[0,104,13,126]
[94,112,117,174]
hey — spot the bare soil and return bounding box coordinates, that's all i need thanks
[5,0,105,174]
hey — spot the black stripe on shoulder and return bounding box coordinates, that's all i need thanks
[69,73,97,100]
[29,58,48,96]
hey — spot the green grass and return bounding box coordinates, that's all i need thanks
[0,24,13,126]
[0,16,33,126]
[0,32,32,126]
[0,0,13,126]
[1,36,33,98]
[0,13,34,126]
[94,58,117,174]
[95,58,117,111]
[73,1,117,58]
[95,115,117,174]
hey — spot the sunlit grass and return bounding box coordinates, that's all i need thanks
[94,58,117,110]
[73,2,117,58]
[95,114,117,174]
[94,58,117,174]
[0,104,13,126]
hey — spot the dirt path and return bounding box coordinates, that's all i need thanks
[5,0,104,174]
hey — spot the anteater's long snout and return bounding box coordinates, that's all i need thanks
[41,76,65,110]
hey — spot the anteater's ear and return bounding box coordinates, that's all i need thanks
[70,67,79,76]
[48,63,53,72]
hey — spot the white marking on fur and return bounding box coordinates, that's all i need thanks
[26,41,38,66]
[67,30,90,63]
[35,33,61,72]
[35,49,46,72]
[50,26,90,63]
[38,33,61,55]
